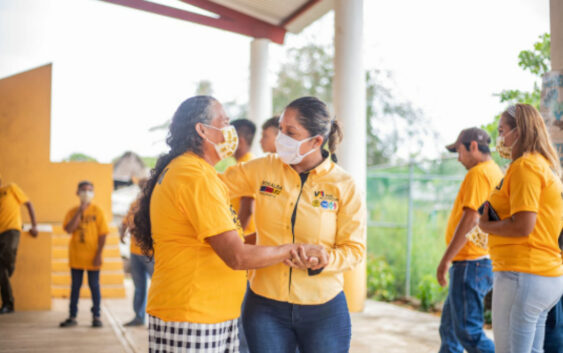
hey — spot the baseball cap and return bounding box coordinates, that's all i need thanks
[446,127,491,153]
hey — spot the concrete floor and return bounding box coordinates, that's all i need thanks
[0,279,464,353]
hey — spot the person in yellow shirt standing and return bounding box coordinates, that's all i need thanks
[59,181,109,328]
[436,128,502,353]
[119,196,153,327]
[259,116,279,154]
[221,96,366,353]
[0,174,38,314]
[132,96,327,353]
[231,119,257,236]
[479,104,563,353]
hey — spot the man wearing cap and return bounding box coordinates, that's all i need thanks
[437,128,503,353]
[0,174,39,314]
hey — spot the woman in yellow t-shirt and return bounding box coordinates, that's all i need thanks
[479,103,563,353]
[132,96,327,353]
[220,97,367,353]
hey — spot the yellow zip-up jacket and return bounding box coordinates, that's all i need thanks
[221,154,366,305]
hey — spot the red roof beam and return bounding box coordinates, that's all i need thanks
[99,0,286,44]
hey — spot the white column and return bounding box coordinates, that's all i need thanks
[551,0,563,71]
[333,0,366,312]
[249,38,272,156]
[334,0,366,191]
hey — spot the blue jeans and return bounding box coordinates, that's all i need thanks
[545,295,563,353]
[242,289,351,353]
[70,268,100,318]
[130,253,154,322]
[493,271,563,353]
[439,258,494,353]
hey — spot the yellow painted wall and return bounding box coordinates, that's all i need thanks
[11,228,52,311]
[0,64,116,307]
[0,64,113,222]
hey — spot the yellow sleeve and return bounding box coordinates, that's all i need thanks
[177,174,239,242]
[11,184,29,205]
[323,180,367,273]
[461,171,489,211]
[96,208,110,236]
[63,209,74,230]
[509,164,541,215]
[220,159,259,198]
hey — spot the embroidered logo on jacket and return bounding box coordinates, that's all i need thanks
[259,181,282,197]
[312,190,338,210]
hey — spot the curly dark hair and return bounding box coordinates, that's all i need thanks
[133,96,217,256]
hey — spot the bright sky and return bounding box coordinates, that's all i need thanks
[0,0,550,163]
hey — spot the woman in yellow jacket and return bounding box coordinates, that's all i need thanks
[221,97,366,353]
[479,103,563,353]
[133,96,326,353]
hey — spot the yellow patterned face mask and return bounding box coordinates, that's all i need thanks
[204,124,239,160]
[466,225,489,249]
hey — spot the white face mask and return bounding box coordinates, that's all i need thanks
[203,124,239,160]
[496,129,516,159]
[78,190,94,204]
[275,132,318,165]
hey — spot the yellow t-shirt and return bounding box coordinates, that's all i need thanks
[63,204,109,270]
[445,160,504,261]
[221,154,366,305]
[146,152,246,324]
[488,153,563,276]
[230,152,256,235]
[122,200,144,256]
[0,183,29,234]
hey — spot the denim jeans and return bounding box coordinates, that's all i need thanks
[544,295,563,353]
[129,253,154,322]
[70,268,101,318]
[242,289,351,353]
[492,271,563,353]
[439,258,495,353]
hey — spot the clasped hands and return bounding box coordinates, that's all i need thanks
[284,244,328,271]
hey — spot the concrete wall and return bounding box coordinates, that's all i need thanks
[0,64,113,223]
[0,64,115,309]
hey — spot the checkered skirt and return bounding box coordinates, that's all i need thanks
[148,315,239,353]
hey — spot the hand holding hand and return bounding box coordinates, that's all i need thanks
[284,244,328,270]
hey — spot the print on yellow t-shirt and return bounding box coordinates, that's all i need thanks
[444,160,504,261]
[146,152,246,324]
[63,204,109,271]
[488,153,563,276]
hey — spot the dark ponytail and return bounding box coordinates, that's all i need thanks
[286,96,343,163]
[133,96,216,256]
[328,119,343,162]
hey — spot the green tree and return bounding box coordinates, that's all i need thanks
[273,43,432,166]
[195,80,213,96]
[482,33,550,143]
[64,153,98,162]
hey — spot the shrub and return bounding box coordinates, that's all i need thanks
[416,274,448,311]
[366,255,398,301]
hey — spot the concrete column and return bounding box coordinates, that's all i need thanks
[542,0,563,175]
[333,0,366,312]
[249,38,272,156]
[551,0,563,71]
